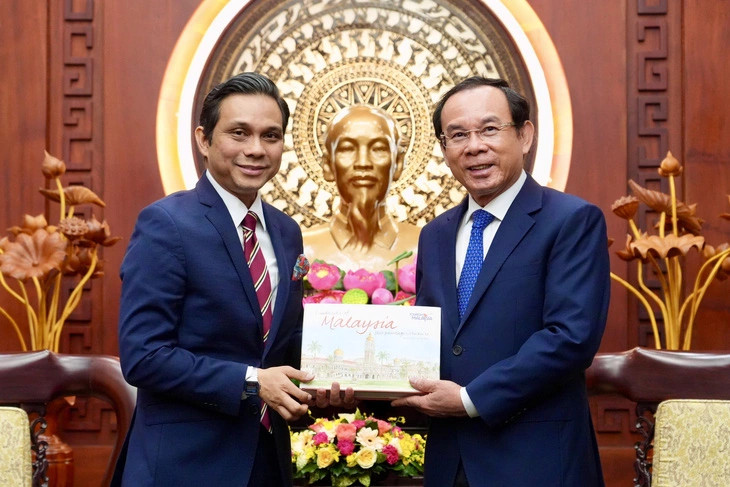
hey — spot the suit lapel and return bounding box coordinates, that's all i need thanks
[262,203,290,358]
[196,177,262,333]
[441,200,467,333]
[458,175,543,332]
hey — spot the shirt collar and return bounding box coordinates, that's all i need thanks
[465,170,527,222]
[205,171,267,230]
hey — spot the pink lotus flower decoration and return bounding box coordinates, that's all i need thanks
[307,261,341,290]
[397,261,416,294]
[343,269,386,297]
[371,288,394,305]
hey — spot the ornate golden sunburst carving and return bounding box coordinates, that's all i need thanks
[194,0,536,227]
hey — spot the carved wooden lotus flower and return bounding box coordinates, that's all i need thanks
[0,230,66,280]
[0,151,120,351]
[609,151,730,350]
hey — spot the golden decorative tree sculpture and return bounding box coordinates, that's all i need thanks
[610,151,730,350]
[0,151,119,351]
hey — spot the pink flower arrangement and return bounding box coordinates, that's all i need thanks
[302,255,417,306]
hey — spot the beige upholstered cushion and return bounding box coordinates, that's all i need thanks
[0,407,32,487]
[652,399,730,487]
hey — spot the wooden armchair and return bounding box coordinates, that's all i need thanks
[586,347,730,486]
[0,350,136,487]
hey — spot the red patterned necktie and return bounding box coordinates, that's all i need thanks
[242,211,272,432]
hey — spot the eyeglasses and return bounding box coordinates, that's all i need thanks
[439,122,516,148]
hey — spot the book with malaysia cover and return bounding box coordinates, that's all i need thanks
[300,303,441,399]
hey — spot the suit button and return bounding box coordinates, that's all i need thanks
[249,403,259,415]
[452,345,463,356]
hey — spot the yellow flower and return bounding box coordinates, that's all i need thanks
[346,453,357,468]
[316,445,339,468]
[399,436,415,458]
[291,430,313,454]
[355,447,378,469]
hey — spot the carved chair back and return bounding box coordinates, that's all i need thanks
[0,351,136,487]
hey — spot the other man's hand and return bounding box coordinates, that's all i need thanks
[390,377,468,417]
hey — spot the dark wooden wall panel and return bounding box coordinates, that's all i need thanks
[99,0,202,357]
[1,1,729,486]
[0,1,49,350]
[682,0,730,351]
[529,0,632,353]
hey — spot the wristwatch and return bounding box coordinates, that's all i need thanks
[242,367,260,399]
[243,379,260,398]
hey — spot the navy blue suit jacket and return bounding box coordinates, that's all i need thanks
[416,174,609,487]
[115,175,303,486]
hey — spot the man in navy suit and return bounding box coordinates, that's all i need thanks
[393,77,610,486]
[115,73,327,486]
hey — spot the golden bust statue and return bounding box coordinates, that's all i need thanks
[303,104,420,270]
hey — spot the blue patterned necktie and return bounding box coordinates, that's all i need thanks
[457,209,494,318]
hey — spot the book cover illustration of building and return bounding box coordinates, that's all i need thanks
[300,303,440,398]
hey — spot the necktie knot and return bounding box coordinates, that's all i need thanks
[472,209,494,230]
[242,211,259,235]
[242,211,259,231]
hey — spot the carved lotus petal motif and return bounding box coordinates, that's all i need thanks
[0,229,66,280]
[39,186,105,207]
[630,233,705,260]
[83,215,121,247]
[22,214,48,232]
[628,180,704,235]
[611,196,639,220]
[41,150,67,179]
[616,234,637,262]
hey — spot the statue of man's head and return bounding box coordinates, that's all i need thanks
[322,104,405,214]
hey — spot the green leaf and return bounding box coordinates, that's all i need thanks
[333,474,356,487]
[387,250,413,266]
[358,473,372,486]
[310,470,327,483]
[380,270,396,291]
